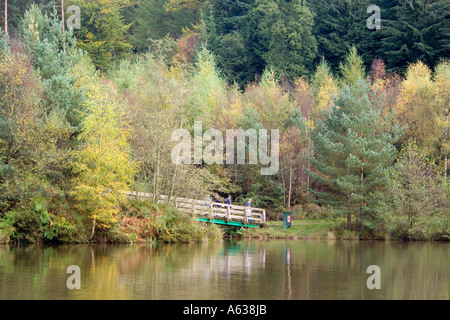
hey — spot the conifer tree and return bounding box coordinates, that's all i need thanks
[307,78,404,232]
[131,0,200,51]
[202,0,258,86]
[251,0,317,80]
[339,46,367,86]
[22,4,85,132]
[379,0,449,73]
[310,0,376,72]
[311,58,339,120]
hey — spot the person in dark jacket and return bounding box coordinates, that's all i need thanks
[224,195,232,205]
[213,194,221,213]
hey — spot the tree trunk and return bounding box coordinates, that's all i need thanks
[347,194,351,229]
[61,0,66,53]
[4,0,7,35]
[281,166,286,207]
[288,165,292,210]
[445,111,449,178]
[360,166,364,233]
[346,164,351,229]
[167,166,178,206]
[90,217,96,240]
[307,133,311,190]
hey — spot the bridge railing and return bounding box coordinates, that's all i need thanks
[124,191,266,226]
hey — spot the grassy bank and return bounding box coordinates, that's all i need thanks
[242,218,449,241]
[242,219,343,240]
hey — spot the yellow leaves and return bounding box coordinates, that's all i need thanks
[433,60,450,114]
[394,60,449,157]
[316,75,339,113]
[311,59,339,120]
[71,59,136,231]
[306,118,316,130]
[28,15,40,43]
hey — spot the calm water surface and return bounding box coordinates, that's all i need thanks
[0,240,448,300]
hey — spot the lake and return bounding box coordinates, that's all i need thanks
[0,240,448,300]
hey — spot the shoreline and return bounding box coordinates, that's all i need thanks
[2,218,448,245]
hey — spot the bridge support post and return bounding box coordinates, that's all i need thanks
[209,203,213,221]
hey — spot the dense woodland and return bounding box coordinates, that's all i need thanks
[0,0,448,243]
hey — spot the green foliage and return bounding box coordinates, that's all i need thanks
[1,0,448,244]
[131,0,201,51]
[0,0,55,36]
[0,29,9,58]
[339,46,366,86]
[310,0,377,72]
[71,66,136,238]
[251,0,317,80]
[187,47,227,126]
[204,0,318,84]
[121,201,224,242]
[67,0,133,70]
[377,141,449,240]
[22,4,85,132]
[307,78,404,232]
[0,211,14,243]
[378,0,450,73]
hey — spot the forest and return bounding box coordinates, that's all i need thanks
[0,0,448,243]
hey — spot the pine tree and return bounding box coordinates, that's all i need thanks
[379,0,450,73]
[339,46,367,86]
[130,0,201,52]
[187,47,227,128]
[310,0,377,72]
[203,0,257,86]
[4,0,7,35]
[311,58,339,120]
[251,0,317,81]
[0,0,53,36]
[307,78,404,232]
[22,4,85,131]
[0,28,8,57]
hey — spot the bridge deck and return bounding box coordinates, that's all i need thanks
[126,191,266,228]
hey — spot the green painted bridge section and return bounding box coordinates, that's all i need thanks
[195,217,263,228]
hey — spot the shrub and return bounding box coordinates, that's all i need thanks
[120,201,224,243]
[377,141,449,240]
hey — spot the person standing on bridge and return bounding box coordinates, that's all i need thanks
[204,195,212,207]
[245,198,252,216]
[213,194,222,213]
[224,195,232,205]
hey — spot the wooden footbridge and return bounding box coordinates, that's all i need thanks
[126,191,266,228]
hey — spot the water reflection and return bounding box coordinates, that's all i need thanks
[0,241,448,300]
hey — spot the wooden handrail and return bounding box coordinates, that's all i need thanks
[124,191,266,226]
